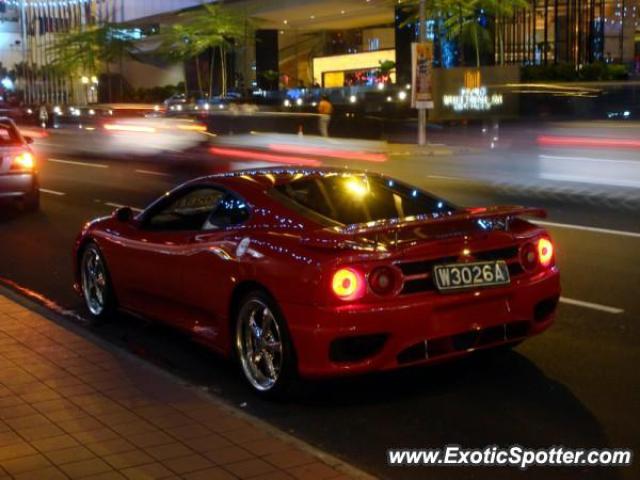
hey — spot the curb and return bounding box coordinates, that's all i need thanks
[0,281,376,480]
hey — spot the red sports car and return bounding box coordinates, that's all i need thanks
[74,168,560,396]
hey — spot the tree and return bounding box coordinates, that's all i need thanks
[47,23,136,102]
[395,0,530,67]
[157,4,250,98]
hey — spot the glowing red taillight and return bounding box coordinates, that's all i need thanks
[521,237,555,271]
[368,266,397,296]
[537,237,554,267]
[10,152,34,171]
[332,267,365,301]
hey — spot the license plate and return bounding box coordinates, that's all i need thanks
[433,260,510,292]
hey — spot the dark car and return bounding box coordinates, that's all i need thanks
[73,168,560,396]
[0,117,39,211]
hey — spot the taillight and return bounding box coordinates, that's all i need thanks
[537,237,554,267]
[332,267,365,301]
[368,266,397,295]
[520,237,554,271]
[11,152,34,171]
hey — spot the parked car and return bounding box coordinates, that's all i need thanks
[73,167,560,396]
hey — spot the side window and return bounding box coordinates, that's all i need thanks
[146,187,224,231]
[205,193,250,229]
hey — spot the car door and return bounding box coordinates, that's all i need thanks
[110,186,226,328]
[177,191,252,349]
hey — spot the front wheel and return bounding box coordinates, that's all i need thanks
[80,242,116,323]
[234,291,297,398]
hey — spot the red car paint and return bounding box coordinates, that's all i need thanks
[73,168,560,378]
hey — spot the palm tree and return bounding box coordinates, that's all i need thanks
[395,0,530,67]
[48,23,136,102]
[158,4,249,98]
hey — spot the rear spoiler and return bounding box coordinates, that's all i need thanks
[328,206,547,236]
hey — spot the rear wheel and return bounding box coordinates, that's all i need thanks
[80,243,115,323]
[234,291,297,398]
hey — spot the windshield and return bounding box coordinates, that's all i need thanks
[273,174,456,226]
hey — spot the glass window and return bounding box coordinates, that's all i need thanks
[146,187,224,231]
[273,174,455,226]
[204,193,250,229]
[0,122,23,146]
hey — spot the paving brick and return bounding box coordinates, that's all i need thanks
[1,453,52,475]
[86,437,136,457]
[45,445,97,465]
[225,458,277,478]
[263,448,318,469]
[160,453,214,475]
[288,462,343,480]
[120,462,174,480]
[30,434,80,452]
[126,430,175,449]
[12,466,68,480]
[145,442,194,461]
[104,449,156,469]
[182,467,238,480]
[0,442,38,461]
[203,446,254,465]
[59,457,114,478]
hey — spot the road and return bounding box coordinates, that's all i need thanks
[0,137,638,480]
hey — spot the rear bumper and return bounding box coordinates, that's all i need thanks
[0,173,38,200]
[282,268,560,378]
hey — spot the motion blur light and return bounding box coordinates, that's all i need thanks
[332,268,365,301]
[398,90,407,101]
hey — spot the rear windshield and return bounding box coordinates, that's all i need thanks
[273,174,455,226]
[0,122,22,146]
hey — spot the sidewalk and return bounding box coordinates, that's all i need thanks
[0,293,369,480]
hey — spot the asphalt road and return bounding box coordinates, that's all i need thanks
[0,139,638,480]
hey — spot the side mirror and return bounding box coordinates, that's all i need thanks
[114,206,133,222]
[24,136,34,144]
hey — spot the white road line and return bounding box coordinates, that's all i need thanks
[539,154,639,165]
[48,158,109,169]
[427,174,463,181]
[39,188,65,196]
[104,202,143,213]
[135,169,170,177]
[535,220,640,239]
[560,297,624,314]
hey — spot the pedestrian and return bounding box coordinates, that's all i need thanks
[317,95,333,138]
[38,103,49,129]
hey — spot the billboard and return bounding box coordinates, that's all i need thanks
[411,42,434,109]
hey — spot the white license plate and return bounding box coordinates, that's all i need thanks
[433,261,510,292]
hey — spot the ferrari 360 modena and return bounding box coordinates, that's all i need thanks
[74,167,560,396]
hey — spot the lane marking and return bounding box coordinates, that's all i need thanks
[560,297,624,315]
[427,174,463,181]
[535,220,640,239]
[48,158,109,169]
[135,169,171,177]
[539,154,639,165]
[39,188,65,196]
[104,202,143,213]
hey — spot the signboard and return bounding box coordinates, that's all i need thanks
[411,42,434,109]
[441,70,503,112]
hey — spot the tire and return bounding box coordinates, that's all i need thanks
[79,242,116,323]
[234,290,297,399]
